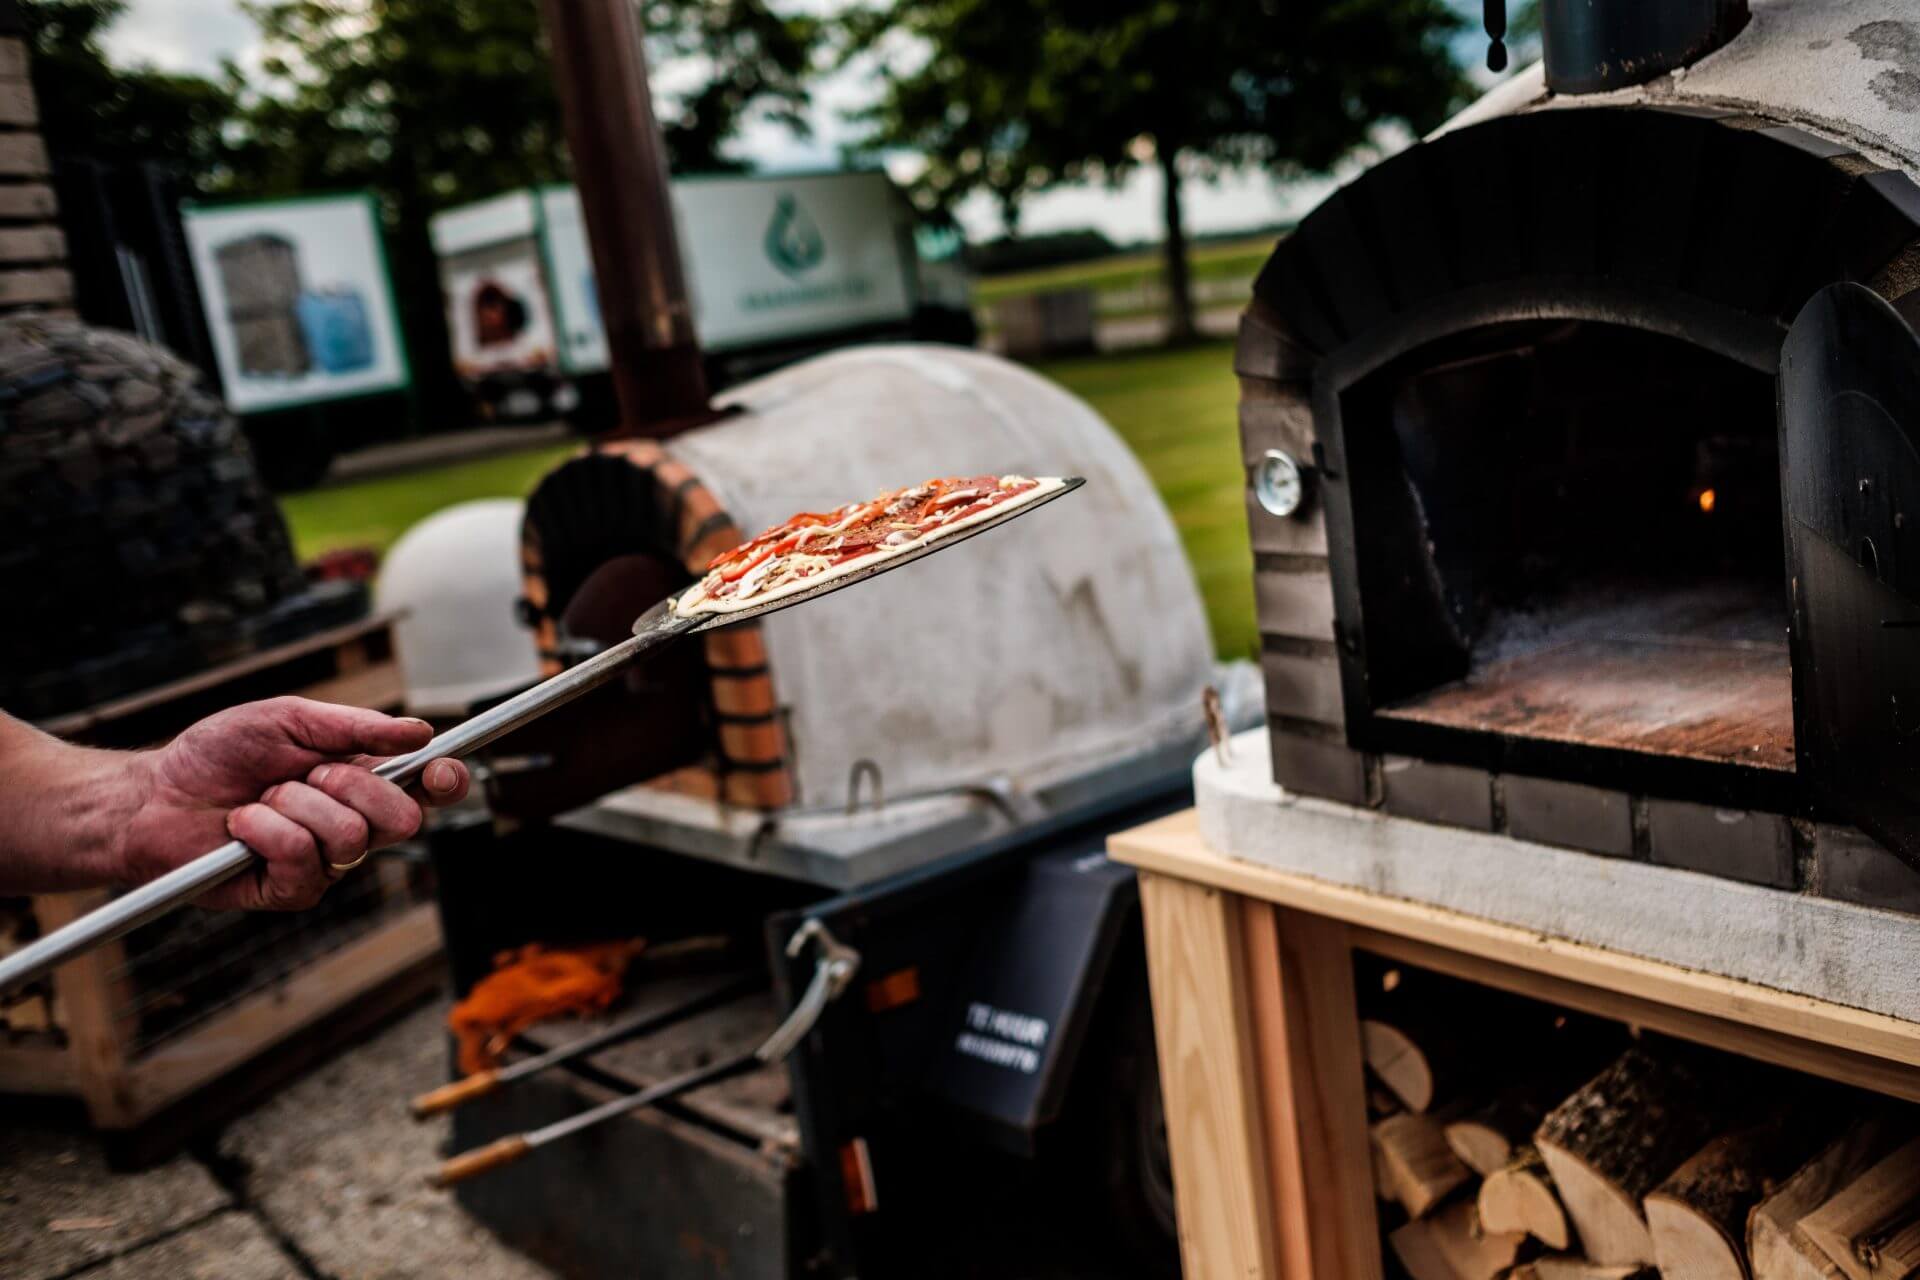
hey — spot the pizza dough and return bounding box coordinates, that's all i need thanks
[673,474,1064,618]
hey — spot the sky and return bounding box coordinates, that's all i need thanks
[100,0,1493,244]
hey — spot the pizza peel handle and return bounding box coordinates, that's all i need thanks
[0,476,1084,998]
[0,611,697,998]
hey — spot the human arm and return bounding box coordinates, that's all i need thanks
[0,698,469,909]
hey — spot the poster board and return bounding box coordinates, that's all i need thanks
[182,193,410,414]
[527,171,916,369]
[430,191,563,381]
[668,170,916,351]
[535,186,608,375]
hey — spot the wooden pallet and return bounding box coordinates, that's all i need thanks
[1110,810,1920,1280]
[38,610,405,746]
[0,610,435,1132]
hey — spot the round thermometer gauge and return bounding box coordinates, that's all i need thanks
[1254,449,1305,518]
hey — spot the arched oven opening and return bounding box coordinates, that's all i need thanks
[1339,318,1791,800]
[1241,101,1920,846]
[488,442,793,821]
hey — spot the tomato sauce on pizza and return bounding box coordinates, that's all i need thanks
[673,474,1064,617]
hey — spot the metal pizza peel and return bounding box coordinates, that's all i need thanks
[0,477,1085,996]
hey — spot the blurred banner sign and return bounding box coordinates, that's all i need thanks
[181,193,410,415]
[431,171,917,382]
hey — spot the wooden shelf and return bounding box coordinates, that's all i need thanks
[1109,809,1920,1280]
[39,612,402,737]
[3,612,437,1137]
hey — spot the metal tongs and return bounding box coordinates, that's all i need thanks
[0,478,1084,996]
[427,919,860,1188]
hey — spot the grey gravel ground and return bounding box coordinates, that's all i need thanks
[0,998,557,1280]
[219,1001,555,1280]
[1,995,1130,1280]
[0,1124,232,1279]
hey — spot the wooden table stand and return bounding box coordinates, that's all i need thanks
[1111,810,1920,1280]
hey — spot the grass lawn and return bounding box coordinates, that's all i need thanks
[280,442,579,561]
[280,341,1254,659]
[1032,341,1255,660]
[971,235,1277,306]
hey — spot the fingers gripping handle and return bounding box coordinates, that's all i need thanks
[0,627,677,998]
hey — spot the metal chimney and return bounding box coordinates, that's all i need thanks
[1540,0,1750,95]
[539,0,713,435]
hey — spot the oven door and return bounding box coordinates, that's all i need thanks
[1781,282,1920,868]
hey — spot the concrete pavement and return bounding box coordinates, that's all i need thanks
[1,999,556,1280]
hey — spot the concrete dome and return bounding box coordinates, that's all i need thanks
[666,344,1215,811]
[379,498,541,716]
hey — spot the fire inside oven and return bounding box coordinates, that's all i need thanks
[1338,319,1791,793]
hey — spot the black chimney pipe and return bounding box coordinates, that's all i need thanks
[1541,0,1750,95]
[539,0,714,436]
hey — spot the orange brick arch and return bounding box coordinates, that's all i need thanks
[520,439,794,811]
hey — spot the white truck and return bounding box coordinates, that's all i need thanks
[430,171,973,424]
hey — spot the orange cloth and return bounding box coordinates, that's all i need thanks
[449,940,645,1075]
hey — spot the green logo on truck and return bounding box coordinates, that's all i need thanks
[765,194,825,278]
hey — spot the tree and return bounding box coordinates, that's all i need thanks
[849,0,1468,343]
[24,0,240,185]
[229,0,822,423]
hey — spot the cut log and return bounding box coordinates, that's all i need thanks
[1389,1199,1528,1280]
[1534,1045,1725,1266]
[1646,1109,1837,1280]
[1449,1089,1552,1177]
[1362,1017,1459,1114]
[1374,1109,1474,1219]
[1359,968,1515,1113]
[1480,1145,1571,1251]
[1364,972,1620,1116]
[1797,1136,1920,1280]
[1449,1025,1632,1175]
[1510,1258,1657,1280]
[1373,1136,1400,1201]
[1750,1113,1909,1280]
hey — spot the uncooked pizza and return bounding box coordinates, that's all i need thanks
[673,474,1065,617]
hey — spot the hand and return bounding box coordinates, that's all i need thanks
[118,697,470,911]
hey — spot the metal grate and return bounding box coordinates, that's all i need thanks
[108,846,435,1057]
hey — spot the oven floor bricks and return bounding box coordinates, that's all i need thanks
[1249,735,1920,915]
[1197,732,1920,1026]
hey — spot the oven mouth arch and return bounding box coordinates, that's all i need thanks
[1318,303,1793,811]
[1243,105,1920,814]
[503,444,797,818]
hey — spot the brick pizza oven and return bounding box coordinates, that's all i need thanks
[1237,0,1920,905]
[489,343,1221,879]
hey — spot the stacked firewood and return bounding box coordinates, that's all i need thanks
[1362,966,1920,1280]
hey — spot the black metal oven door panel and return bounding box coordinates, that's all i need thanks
[1781,282,1920,866]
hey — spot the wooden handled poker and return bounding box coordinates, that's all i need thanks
[0,477,1083,998]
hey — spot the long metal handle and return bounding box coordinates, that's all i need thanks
[427,919,860,1188]
[410,972,761,1118]
[428,1053,757,1188]
[0,625,678,997]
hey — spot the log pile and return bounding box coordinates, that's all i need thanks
[1359,965,1920,1280]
